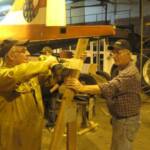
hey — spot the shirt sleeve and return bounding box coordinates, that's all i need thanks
[99,74,137,99]
[0,61,49,92]
[99,77,121,99]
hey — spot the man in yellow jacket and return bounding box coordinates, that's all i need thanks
[0,42,57,150]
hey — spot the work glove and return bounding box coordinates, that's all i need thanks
[44,55,59,68]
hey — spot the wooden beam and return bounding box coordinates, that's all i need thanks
[0,25,115,41]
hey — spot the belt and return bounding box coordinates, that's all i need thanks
[115,114,139,120]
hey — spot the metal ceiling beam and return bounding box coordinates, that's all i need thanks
[71,3,106,9]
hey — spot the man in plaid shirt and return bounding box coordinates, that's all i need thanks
[65,39,141,150]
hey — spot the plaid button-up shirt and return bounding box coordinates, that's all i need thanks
[100,62,141,118]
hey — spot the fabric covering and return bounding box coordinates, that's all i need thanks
[0,61,50,150]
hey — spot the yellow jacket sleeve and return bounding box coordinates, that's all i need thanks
[0,61,50,92]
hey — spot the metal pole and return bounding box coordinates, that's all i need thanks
[70,7,72,24]
[105,4,108,24]
[97,38,101,71]
[140,0,144,79]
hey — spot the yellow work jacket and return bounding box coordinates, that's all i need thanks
[0,61,50,150]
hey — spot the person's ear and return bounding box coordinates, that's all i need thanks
[6,50,16,62]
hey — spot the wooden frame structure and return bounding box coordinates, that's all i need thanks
[49,38,89,150]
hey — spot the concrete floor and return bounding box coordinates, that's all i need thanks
[42,95,150,150]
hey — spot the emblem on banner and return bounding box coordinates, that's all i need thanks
[23,0,40,22]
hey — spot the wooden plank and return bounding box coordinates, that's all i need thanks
[49,89,75,150]
[49,38,89,150]
[88,97,95,121]
[66,121,77,150]
[0,25,115,41]
[77,121,99,135]
[66,39,89,150]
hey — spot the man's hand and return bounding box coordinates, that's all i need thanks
[64,77,101,95]
[64,77,84,93]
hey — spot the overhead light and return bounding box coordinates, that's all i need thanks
[46,0,66,26]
